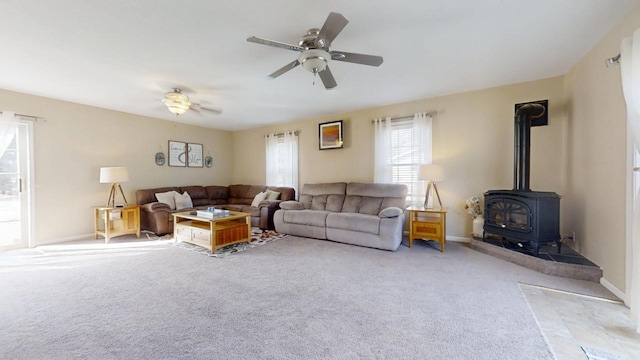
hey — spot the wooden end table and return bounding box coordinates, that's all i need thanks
[408,206,448,252]
[94,205,141,243]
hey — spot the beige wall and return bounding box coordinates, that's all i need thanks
[232,76,566,240]
[0,89,233,244]
[562,5,640,292]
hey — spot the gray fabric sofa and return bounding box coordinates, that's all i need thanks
[274,182,408,251]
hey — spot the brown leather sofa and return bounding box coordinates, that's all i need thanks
[135,184,296,235]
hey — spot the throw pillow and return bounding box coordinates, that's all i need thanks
[155,191,177,210]
[174,191,193,210]
[251,191,267,207]
[265,189,281,200]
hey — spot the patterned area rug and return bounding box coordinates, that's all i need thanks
[173,228,287,258]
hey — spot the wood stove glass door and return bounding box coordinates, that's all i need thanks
[486,199,531,233]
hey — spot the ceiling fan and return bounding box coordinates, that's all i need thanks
[247,12,383,89]
[162,88,222,116]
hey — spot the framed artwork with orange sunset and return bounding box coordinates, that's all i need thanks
[319,120,343,150]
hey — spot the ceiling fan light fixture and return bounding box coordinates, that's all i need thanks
[163,89,191,115]
[299,49,330,74]
[165,101,190,115]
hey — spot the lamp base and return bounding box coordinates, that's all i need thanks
[424,181,443,208]
[106,183,128,208]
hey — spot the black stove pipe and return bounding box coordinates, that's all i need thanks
[514,103,546,191]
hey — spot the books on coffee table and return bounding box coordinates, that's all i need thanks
[196,209,230,218]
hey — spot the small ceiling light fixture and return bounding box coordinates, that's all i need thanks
[163,88,191,115]
[298,49,330,74]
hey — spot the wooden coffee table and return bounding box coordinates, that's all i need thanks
[173,211,251,253]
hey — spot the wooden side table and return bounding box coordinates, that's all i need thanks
[408,206,448,252]
[94,205,141,243]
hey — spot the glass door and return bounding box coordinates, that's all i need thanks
[0,121,31,250]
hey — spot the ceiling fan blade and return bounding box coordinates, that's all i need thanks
[316,12,348,48]
[319,66,337,89]
[247,36,304,52]
[330,51,383,66]
[191,103,222,115]
[267,60,300,79]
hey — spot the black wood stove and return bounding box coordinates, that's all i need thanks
[483,100,561,255]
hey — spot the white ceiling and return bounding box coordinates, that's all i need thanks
[1,0,636,131]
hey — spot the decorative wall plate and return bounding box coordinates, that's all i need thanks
[155,152,165,166]
[205,156,213,168]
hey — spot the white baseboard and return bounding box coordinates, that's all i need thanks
[600,277,628,304]
[447,235,470,243]
[33,233,95,247]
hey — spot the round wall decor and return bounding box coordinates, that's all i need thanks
[204,156,213,168]
[155,152,165,166]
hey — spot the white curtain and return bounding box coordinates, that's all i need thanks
[412,112,433,206]
[265,131,298,195]
[374,113,433,206]
[0,111,18,159]
[282,131,298,194]
[265,133,279,186]
[621,27,640,334]
[374,117,392,183]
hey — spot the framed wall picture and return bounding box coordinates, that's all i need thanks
[319,120,343,150]
[187,143,203,167]
[168,140,186,167]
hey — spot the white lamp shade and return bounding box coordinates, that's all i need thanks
[99,167,129,183]
[419,164,444,182]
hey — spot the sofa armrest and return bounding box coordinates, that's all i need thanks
[141,202,171,213]
[378,207,403,218]
[279,201,305,210]
[258,200,284,230]
[258,199,281,209]
[139,202,173,235]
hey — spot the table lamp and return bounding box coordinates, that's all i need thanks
[99,167,129,207]
[419,164,444,208]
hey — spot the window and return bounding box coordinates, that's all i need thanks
[265,131,298,194]
[374,113,432,206]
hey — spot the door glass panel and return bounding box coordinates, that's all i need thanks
[0,133,20,248]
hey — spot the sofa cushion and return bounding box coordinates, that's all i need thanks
[326,212,381,235]
[280,201,305,210]
[251,191,267,207]
[225,204,260,216]
[205,186,229,206]
[345,182,407,212]
[299,182,347,212]
[136,187,179,206]
[265,189,280,200]
[175,191,193,210]
[155,191,177,210]
[342,196,385,215]
[180,186,209,207]
[283,209,330,227]
[229,185,267,205]
[267,186,296,201]
[379,207,403,218]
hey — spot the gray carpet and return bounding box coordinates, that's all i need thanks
[0,236,614,359]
